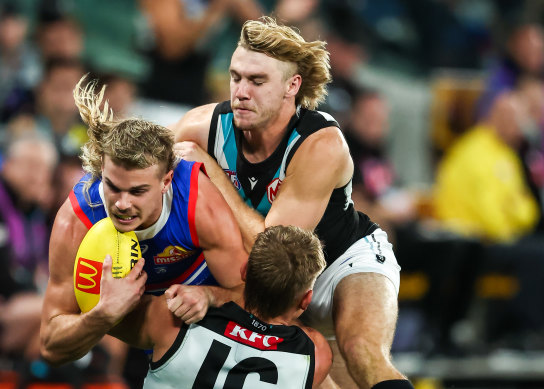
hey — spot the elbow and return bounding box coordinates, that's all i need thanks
[40,340,83,367]
[40,344,64,367]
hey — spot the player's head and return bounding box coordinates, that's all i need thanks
[243,225,326,320]
[75,75,176,231]
[237,17,331,110]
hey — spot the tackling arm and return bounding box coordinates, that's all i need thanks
[171,105,267,250]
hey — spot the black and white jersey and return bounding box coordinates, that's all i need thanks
[143,302,315,389]
[208,101,378,266]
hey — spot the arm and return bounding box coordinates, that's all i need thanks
[265,127,353,230]
[163,170,248,324]
[300,326,333,388]
[40,200,147,366]
[174,126,352,248]
[109,294,181,359]
[140,0,228,60]
[171,104,267,250]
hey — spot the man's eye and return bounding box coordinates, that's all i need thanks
[107,184,121,193]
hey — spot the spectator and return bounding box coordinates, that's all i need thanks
[0,3,41,122]
[35,4,84,62]
[5,57,87,156]
[433,91,539,242]
[345,88,417,239]
[0,134,58,361]
[432,90,544,345]
[477,23,544,119]
[139,0,262,106]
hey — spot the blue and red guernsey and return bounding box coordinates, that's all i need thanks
[69,159,218,294]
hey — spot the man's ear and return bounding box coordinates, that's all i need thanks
[240,261,248,282]
[286,74,302,99]
[299,290,313,311]
[162,170,174,194]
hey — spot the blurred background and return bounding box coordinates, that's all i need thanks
[0,0,543,388]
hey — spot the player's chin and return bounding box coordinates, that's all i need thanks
[111,214,139,231]
[233,117,257,131]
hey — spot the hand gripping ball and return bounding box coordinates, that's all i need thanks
[73,217,141,313]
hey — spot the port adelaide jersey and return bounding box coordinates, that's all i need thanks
[209,101,377,265]
[70,159,218,294]
[144,302,316,389]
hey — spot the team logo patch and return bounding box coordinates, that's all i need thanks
[224,321,283,350]
[75,257,103,294]
[267,178,283,203]
[154,245,194,265]
[224,170,241,190]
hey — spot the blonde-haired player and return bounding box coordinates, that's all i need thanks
[173,17,412,389]
[40,76,247,365]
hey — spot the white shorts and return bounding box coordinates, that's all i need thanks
[300,228,401,337]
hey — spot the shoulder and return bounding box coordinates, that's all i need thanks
[171,103,218,147]
[52,199,88,238]
[49,199,89,282]
[300,109,339,129]
[297,126,350,166]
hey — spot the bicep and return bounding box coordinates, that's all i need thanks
[194,172,247,288]
[266,128,351,230]
[41,201,86,326]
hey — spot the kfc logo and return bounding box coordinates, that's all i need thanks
[267,178,283,203]
[224,321,283,350]
[75,257,103,294]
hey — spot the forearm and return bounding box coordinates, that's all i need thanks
[204,161,265,250]
[41,311,114,366]
[203,284,244,308]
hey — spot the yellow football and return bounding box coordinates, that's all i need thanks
[73,217,141,313]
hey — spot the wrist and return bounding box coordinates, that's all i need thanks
[203,286,217,307]
[86,303,120,329]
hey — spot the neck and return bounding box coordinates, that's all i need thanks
[249,307,299,327]
[242,104,297,163]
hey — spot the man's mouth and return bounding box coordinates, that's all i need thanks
[114,214,136,222]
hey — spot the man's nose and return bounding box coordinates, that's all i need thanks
[115,193,131,211]
[235,80,250,100]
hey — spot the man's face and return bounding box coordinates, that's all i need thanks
[39,65,84,120]
[229,47,294,131]
[101,156,172,232]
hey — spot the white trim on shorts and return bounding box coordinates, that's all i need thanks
[300,228,401,337]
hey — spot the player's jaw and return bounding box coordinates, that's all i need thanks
[110,209,140,231]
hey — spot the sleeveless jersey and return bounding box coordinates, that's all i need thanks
[143,302,315,389]
[69,159,217,293]
[209,101,377,265]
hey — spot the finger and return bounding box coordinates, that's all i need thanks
[102,254,113,280]
[175,304,193,322]
[183,306,206,324]
[164,284,179,300]
[167,296,182,313]
[132,257,145,273]
[139,270,148,284]
[127,258,145,280]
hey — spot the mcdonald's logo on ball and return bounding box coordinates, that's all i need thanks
[73,217,141,313]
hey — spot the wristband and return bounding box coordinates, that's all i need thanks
[371,379,415,389]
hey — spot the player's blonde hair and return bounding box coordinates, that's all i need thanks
[244,225,326,320]
[238,17,331,110]
[74,75,176,182]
